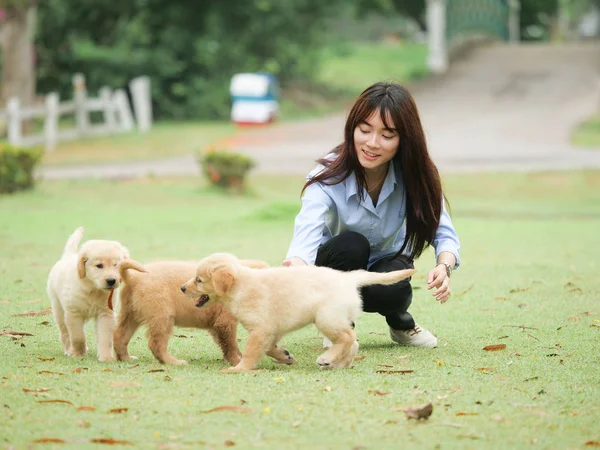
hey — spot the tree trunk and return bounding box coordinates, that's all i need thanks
[0,5,36,107]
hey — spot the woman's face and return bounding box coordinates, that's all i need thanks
[353,110,399,172]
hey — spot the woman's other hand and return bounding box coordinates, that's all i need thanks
[281,257,307,267]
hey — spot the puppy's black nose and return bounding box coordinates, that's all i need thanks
[180,285,186,293]
[106,278,116,287]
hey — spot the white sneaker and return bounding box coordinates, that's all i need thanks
[389,324,438,348]
[322,337,333,349]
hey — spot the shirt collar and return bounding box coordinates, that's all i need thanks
[345,160,398,202]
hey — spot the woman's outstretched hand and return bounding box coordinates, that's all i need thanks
[427,265,451,303]
[281,257,307,267]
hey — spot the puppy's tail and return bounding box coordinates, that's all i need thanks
[62,226,84,258]
[118,259,148,283]
[350,268,416,288]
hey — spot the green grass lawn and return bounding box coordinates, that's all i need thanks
[1,171,599,448]
[572,114,600,149]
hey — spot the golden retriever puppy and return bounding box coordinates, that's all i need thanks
[46,227,130,361]
[114,258,269,366]
[181,252,416,372]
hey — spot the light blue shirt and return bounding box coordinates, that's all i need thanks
[286,159,461,268]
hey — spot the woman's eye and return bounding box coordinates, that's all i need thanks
[96,264,104,269]
[359,127,369,134]
[383,135,394,140]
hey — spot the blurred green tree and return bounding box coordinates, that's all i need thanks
[34,0,347,119]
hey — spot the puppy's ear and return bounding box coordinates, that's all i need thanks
[77,253,87,279]
[212,267,235,296]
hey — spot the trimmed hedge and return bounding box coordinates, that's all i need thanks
[198,150,255,192]
[0,144,43,194]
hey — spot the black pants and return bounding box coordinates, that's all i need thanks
[315,231,416,330]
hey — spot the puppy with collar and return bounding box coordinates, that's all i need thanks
[47,227,130,361]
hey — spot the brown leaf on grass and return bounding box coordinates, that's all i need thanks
[202,405,252,414]
[103,368,114,372]
[568,316,581,322]
[396,402,433,420]
[147,369,165,373]
[585,441,600,447]
[108,381,140,388]
[368,390,390,396]
[483,344,506,352]
[38,357,54,361]
[475,367,494,373]
[90,438,134,445]
[76,406,95,412]
[456,284,473,297]
[38,371,64,375]
[224,440,236,447]
[12,308,52,317]
[37,399,74,406]
[33,438,66,444]
[494,297,509,301]
[72,367,89,373]
[354,355,366,361]
[1,330,34,337]
[127,364,140,369]
[456,412,479,416]
[39,321,51,326]
[376,369,413,374]
[108,408,129,414]
[23,388,50,395]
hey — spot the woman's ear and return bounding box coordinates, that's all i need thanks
[77,253,87,279]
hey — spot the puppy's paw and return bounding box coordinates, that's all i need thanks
[273,351,295,365]
[316,354,334,369]
[99,354,116,362]
[168,359,188,366]
[116,355,138,362]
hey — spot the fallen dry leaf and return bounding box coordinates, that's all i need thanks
[475,367,494,373]
[224,440,236,447]
[483,344,506,352]
[23,388,50,395]
[494,297,509,301]
[90,438,134,445]
[33,438,66,444]
[368,390,390,396]
[397,402,433,420]
[585,441,600,447]
[38,357,55,362]
[147,369,165,373]
[37,399,74,406]
[38,371,64,375]
[39,321,51,326]
[376,369,413,374]
[72,368,88,373]
[128,364,140,369]
[12,308,52,317]
[1,330,34,336]
[109,408,129,414]
[202,405,252,414]
[456,412,479,416]
[354,355,366,361]
[77,406,96,412]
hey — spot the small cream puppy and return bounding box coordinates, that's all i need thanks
[181,252,415,372]
[47,227,130,361]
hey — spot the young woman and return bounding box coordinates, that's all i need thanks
[282,81,460,348]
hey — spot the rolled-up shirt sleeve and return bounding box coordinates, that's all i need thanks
[286,183,333,265]
[432,200,461,268]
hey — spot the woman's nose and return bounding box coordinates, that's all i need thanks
[367,133,380,148]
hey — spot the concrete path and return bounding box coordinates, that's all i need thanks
[40,42,600,180]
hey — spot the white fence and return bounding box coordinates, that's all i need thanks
[0,74,152,151]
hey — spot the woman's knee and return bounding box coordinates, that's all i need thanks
[315,231,370,270]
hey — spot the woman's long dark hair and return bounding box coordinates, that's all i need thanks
[302,81,445,260]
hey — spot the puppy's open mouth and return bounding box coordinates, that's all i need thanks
[196,294,210,308]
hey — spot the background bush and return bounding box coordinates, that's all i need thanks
[0,144,43,194]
